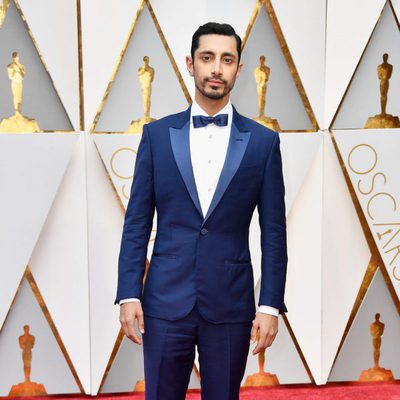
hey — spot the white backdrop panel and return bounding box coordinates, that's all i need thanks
[284,140,323,384]
[94,3,188,132]
[231,4,311,130]
[334,130,400,302]
[325,0,386,127]
[28,135,91,393]
[0,279,79,395]
[250,133,322,291]
[280,133,322,214]
[321,133,371,383]
[100,335,145,393]
[332,2,400,129]
[329,268,400,381]
[17,0,80,130]
[243,281,311,385]
[86,133,126,394]
[93,133,157,261]
[93,134,142,209]
[81,0,142,130]
[0,134,78,331]
[271,0,326,128]
[0,1,73,130]
[391,0,400,21]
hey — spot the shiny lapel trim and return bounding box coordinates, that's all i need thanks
[202,122,251,225]
[169,122,203,218]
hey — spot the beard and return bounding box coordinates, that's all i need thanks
[195,76,235,100]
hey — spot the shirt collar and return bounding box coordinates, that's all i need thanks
[190,99,233,127]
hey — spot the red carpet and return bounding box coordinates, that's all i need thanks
[3,382,400,400]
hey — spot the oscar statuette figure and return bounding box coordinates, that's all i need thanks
[253,55,280,131]
[0,0,10,27]
[244,330,279,387]
[0,52,41,133]
[364,53,400,128]
[128,56,156,134]
[359,313,394,381]
[9,325,47,396]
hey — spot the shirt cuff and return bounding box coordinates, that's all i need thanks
[119,298,141,305]
[257,305,279,316]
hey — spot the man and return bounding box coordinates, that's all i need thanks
[115,22,287,400]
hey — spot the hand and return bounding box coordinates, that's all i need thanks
[250,312,278,355]
[119,302,145,344]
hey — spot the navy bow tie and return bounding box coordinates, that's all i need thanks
[192,114,228,128]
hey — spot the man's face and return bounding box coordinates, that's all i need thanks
[187,34,242,101]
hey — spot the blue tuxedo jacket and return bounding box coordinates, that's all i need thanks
[115,105,288,323]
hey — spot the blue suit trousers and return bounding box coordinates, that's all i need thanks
[143,301,252,400]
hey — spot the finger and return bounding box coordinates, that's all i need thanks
[120,321,128,338]
[252,334,267,355]
[138,311,145,334]
[266,331,277,348]
[250,321,258,343]
[127,318,142,345]
[252,341,264,355]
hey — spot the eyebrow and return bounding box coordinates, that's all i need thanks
[198,50,237,59]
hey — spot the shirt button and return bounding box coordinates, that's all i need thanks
[208,160,212,164]
[209,135,212,139]
[200,228,208,235]
[208,187,212,192]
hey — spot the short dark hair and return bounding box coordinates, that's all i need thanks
[191,22,242,63]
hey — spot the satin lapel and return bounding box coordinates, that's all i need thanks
[169,121,203,218]
[202,122,251,225]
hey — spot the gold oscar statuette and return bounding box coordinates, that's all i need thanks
[128,56,156,134]
[0,0,10,27]
[365,53,400,129]
[134,379,145,392]
[244,330,279,387]
[0,52,41,133]
[8,325,47,397]
[253,55,280,131]
[359,313,394,382]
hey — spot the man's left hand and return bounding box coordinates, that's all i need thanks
[250,312,278,355]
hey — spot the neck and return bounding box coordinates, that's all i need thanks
[194,92,230,116]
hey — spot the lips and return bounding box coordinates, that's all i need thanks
[207,79,224,87]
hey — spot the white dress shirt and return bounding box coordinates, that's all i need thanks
[120,100,279,317]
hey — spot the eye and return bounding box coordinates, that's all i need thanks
[224,58,233,64]
[202,55,211,61]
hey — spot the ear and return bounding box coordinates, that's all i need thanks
[236,62,243,78]
[186,55,194,77]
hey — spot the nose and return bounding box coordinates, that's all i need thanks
[211,59,222,76]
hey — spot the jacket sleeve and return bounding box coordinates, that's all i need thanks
[257,132,288,313]
[115,124,155,304]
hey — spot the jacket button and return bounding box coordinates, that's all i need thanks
[200,228,208,235]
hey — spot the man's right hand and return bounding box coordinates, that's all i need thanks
[119,302,145,344]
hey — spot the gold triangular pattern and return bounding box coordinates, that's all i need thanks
[90,0,191,133]
[328,131,400,379]
[241,0,318,132]
[282,314,316,383]
[2,0,75,131]
[0,266,84,393]
[77,0,85,131]
[330,257,379,369]
[329,0,390,129]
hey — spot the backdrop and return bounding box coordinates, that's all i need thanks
[0,0,400,395]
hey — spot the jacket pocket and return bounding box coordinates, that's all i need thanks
[224,260,252,266]
[151,253,177,259]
